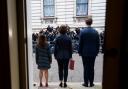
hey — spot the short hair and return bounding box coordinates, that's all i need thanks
[59,25,68,34]
[85,17,93,25]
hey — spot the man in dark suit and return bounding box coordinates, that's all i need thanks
[78,17,100,87]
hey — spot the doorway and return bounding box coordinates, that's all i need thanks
[26,0,106,89]
[1,0,125,89]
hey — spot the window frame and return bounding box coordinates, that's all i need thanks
[76,0,88,16]
[43,0,55,17]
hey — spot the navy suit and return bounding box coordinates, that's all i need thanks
[78,27,100,86]
[54,34,72,82]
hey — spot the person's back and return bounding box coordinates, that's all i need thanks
[79,27,100,56]
[35,35,52,87]
[78,17,100,87]
[54,34,72,59]
[54,25,72,88]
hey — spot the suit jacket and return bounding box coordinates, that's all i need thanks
[78,27,100,57]
[54,34,72,60]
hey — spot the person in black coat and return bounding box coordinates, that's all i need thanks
[78,17,100,87]
[36,35,52,87]
[54,25,72,88]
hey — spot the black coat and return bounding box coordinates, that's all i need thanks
[54,34,72,60]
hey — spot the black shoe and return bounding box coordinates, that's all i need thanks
[39,83,43,87]
[90,84,95,87]
[64,83,67,88]
[59,82,63,87]
[45,83,48,87]
[82,83,88,87]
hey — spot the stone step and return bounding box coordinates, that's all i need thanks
[33,82,102,89]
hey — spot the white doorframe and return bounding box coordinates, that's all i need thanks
[26,0,33,89]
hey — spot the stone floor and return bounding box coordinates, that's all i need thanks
[33,82,102,89]
[33,53,103,82]
[32,53,103,89]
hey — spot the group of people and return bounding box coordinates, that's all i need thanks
[35,17,100,88]
[32,25,81,53]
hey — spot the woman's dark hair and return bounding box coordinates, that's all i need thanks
[59,25,68,34]
[85,17,93,26]
[38,35,47,47]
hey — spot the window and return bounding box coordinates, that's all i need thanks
[76,0,88,16]
[43,0,55,17]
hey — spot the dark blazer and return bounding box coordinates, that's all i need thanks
[78,27,100,57]
[54,34,72,60]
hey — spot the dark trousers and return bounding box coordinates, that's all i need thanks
[82,56,96,85]
[57,59,69,82]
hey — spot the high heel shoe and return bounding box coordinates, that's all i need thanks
[64,83,67,88]
[45,83,48,87]
[39,83,43,87]
[59,82,63,87]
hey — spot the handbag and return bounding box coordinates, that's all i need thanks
[69,59,75,70]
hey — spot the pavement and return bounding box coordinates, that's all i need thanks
[32,53,103,89]
[33,82,102,89]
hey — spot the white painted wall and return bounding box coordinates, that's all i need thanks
[91,0,106,27]
[31,0,42,29]
[56,0,74,25]
[27,0,34,89]
[31,0,106,32]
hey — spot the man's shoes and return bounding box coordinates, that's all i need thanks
[59,82,63,87]
[64,83,67,88]
[82,83,88,87]
[90,83,95,87]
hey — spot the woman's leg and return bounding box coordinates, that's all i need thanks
[57,60,63,82]
[63,59,70,87]
[57,59,63,87]
[44,70,48,87]
[64,59,69,82]
[39,70,43,86]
